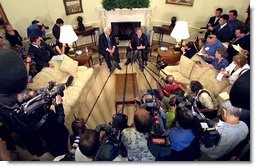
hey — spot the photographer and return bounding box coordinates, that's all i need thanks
[165,106,200,161]
[188,81,218,120]
[27,20,49,41]
[75,129,100,161]
[200,100,248,160]
[0,49,69,158]
[121,108,155,161]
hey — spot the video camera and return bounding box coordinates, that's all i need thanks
[93,113,128,161]
[11,75,74,132]
[140,93,170,146]
[176,94,221,148]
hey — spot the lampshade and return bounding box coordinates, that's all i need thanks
[170,21,190,42]
[59,25,78,44]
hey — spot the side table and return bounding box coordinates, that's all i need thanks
[68,50,93,67]
[157,47,182,68]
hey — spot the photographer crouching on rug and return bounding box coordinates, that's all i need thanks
[0,49,69,160]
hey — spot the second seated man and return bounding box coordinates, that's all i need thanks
[99,27,122,72]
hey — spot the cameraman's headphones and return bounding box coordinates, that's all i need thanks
[141,92,156,104]
[112,113,128,131]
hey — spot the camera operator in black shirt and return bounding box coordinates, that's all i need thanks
[0,49,69,158]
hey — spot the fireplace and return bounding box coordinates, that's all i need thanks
[111,22,141,40]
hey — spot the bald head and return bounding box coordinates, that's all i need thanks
[134,108,152,133]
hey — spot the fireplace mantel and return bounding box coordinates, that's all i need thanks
[96,7,155,29]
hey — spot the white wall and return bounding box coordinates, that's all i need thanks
[0,0,249,39]
[150,0,249,28]
[0,0,102,38]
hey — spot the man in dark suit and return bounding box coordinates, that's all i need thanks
[207,8,223,28]
[210,14,231,42]
[227,25,250,62]
[99,27,121,72]
[28,35,57,75]
[203,8,223,39]
[228,10,244,40]
[52,18,64,43]
[126,28,148,69]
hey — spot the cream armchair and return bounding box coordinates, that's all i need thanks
[27,55,94,131]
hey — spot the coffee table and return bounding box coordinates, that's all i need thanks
[157,46,181,68]
[69,50,93,67]
[115,73,141,113]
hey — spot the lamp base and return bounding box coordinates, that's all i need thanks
[173,44,181,52]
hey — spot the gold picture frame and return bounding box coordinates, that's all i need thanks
[166,0,194,7]
[63,0,83,15]
[0,3,9,24]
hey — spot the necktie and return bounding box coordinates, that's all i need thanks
[107,36,112,49]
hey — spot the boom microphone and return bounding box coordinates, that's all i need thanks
[66,75,74,87]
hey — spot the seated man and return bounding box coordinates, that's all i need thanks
[75,129,100,161]
[227,25,250,63]
[181,41,197,59]
[208,14,231,43]
[206,8,223,28]
[187,81,218,120]
[147,75,183,101]
[121,108,155,161]
[200,100,249,160]
[228,10,244,40]
[99,27,121,72]
[199,35,223,63]
[125,28,148,69]
[28,35,57,76]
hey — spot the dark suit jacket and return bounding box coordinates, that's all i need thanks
[98,33,117,55]
[227,34,250,61]
[52,24,60,41]
[28,41,57,72]
[212,24,231,42]
[130,33,148,50]
[207,16,220,28]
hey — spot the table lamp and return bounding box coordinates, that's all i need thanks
[170,21,189,51]
[59,25,78,56]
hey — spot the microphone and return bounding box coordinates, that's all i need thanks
[66,75,74,87]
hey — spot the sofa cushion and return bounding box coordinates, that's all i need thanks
[27,71,54,89]
[198,69,230,96]
[189,63,208,81]
[41,62,69,84]
[179,56,194,79]
[73,68,93,89]
[62,86,82,108]
[60,55,78,76]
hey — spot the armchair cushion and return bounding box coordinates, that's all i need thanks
[179,56,194,79]
[60,55,78,76]
[198,70,230,96]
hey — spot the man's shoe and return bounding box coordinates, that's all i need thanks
[125,61,130,65]
[144,61,147,66]
[116,64,122,70]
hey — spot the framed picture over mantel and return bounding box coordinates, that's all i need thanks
[63,0,83,15]
[166,0,194,7]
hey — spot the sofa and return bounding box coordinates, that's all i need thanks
[27,55,94,132]
[160,55,232,99]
